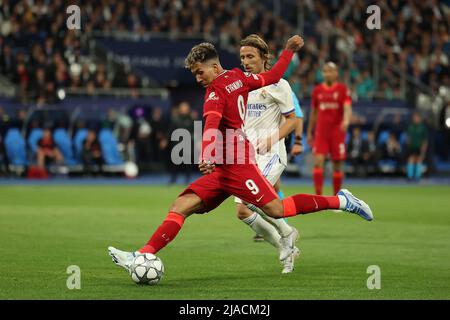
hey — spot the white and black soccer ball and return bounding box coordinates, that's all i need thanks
[129,253,164,285]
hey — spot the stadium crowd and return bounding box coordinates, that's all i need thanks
[0,0,143,105]
[0,0,448,178]
[1,0,449,103]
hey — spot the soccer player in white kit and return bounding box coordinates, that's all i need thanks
[236,34,301,273]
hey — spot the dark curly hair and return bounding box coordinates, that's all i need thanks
[185,42,218,70]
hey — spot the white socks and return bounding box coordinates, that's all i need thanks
[247,204,293,237]
[337,195,347,210]
[242,213,281,249]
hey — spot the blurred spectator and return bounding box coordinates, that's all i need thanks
[149,107,169,164]
[0,133,9,176]
[387,113,405,140]
[0,107,10,136]
[406,112,429,181]
[347,126,374,177]
[356,70,376,100]
[168,101,195,184]
[380,132,403,171]
[348,127,378,176]
[0,44,15,78]
[347,126,365,176]
[82,129,103,175]
[133,111,152,170]
[362,131,378,174]
[114,111,134,161]
[439,102,450,161]
[36,128,64,169]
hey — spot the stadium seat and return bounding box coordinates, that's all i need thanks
[4,128,27,166]
[377,130,390,146]
[27,128,44,156]
[361,131,369,141]
[399,132,408,146]
[73,129,88,161]
[345,132,350,144]
[378,159,398,173]
[53,128,79,166]
[99,129,124,165]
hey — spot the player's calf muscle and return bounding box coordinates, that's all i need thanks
[261,200,284,218]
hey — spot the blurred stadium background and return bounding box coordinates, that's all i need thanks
[0,0,449,181]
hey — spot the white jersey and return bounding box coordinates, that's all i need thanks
[244,78,295,167]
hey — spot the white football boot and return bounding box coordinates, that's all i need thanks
[337,189,373,221]
[281,246,301,274]
[278,227,299,261]
[108,246,138,273]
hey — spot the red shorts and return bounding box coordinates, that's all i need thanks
[313,128,346,161]
[179,163,278,213]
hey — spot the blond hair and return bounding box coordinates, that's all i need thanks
[240,34,273,70]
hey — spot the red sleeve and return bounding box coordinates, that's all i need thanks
[242,50,294,91]
[201,113,222,162]
[201,88,225,162]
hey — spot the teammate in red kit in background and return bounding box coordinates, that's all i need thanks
[307,62,352,196]
[108,37,372,275]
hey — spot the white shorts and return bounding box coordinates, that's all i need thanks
[234,153,286,204]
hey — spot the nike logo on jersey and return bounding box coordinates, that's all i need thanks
[256,195,264,202]
[313,198,318,209]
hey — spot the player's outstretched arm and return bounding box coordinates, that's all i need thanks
[284,35,304,52]
[247,36,304,91]
[200,112,222,167]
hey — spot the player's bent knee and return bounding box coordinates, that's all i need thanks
[236,206,251,220]
[169,193,204,218]
[261,200,284,219]
[314,156,325,168]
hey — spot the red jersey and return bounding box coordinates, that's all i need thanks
[311,82,351,133]
[38,137,55,152]
[201,50,294,165]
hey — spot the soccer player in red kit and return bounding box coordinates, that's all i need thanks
[108,37,372,276]
[307,62,352,196]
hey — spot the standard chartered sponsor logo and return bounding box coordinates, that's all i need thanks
[319,102,339,110]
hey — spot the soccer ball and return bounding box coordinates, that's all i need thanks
[129,253,164,285]
[124,161,139,178]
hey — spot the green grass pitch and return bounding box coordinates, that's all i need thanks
[1,184,449,299]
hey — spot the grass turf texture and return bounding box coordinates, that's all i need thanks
[0,185,449,300]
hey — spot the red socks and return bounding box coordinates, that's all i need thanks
[313,168,344,195]
[313,167,323,195]
[139,212,185,254]
[282,194,340,217]
[333,171,343,195]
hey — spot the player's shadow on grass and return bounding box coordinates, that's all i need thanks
[108,272,286,289]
